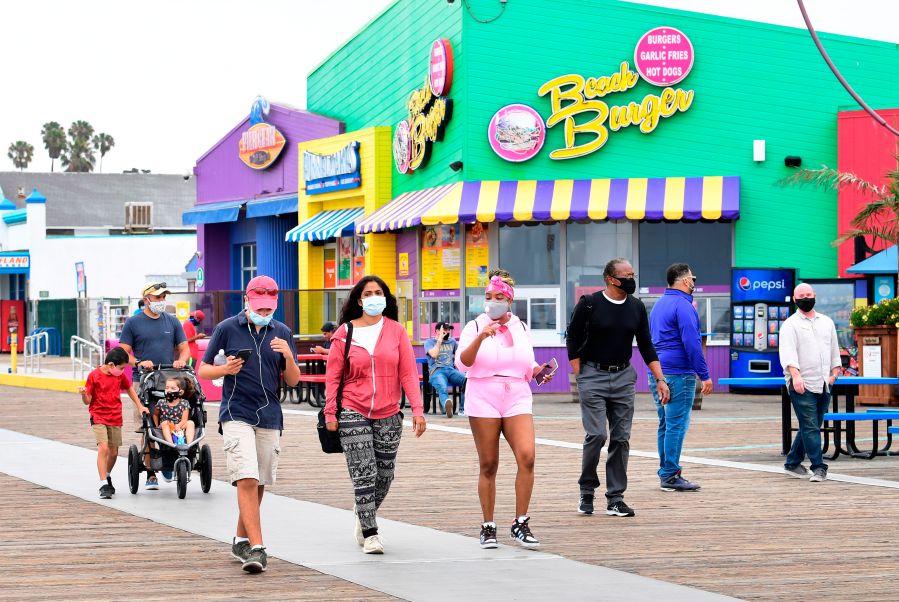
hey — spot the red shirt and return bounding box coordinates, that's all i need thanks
[85,367,130,426]
[182,319,199,360]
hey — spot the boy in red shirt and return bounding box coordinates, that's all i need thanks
[79,346,148,499]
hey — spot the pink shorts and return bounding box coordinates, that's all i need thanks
[465,376,533,418]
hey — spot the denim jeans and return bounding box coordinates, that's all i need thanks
[649,373,696,481]
[430,367,466,412]
[785,385,830,472]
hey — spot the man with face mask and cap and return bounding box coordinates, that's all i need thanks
[198,275,301,574]
[779,283,841,483]
[566,258,669,518]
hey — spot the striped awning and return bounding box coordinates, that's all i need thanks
[354,184,459,234]
[420,176,740,225]
[284,207,365,242]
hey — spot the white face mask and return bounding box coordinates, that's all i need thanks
[483,300,509,320]
[362,296,387,316]
[148,300,167,314]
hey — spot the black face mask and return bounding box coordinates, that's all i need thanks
[795,298,815,312]
[616,277,637,295]
[164,390,181,402]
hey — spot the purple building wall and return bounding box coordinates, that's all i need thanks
[194,103,343,204]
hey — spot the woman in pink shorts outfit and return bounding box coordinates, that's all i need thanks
[457,269,554,550]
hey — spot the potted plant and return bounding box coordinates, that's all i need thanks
[850,299,899,405]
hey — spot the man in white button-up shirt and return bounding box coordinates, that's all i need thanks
[779,283,841,483]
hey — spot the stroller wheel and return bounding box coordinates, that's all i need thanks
[128,445,141,494]
[176,460,189,499]
[199,444,212,493]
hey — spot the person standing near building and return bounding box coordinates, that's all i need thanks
[198,275,301,573]
[425,321,467,417]
[779,283,841,483]
[119,282,189,489]
[324,275,426,555]
[457,269,551,549]
[566,258,669,518]
[181,309,207,367]
[648,263,713,492]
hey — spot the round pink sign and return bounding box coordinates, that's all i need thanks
[634,26,694,86]
[393,120,411,174]
[429,38,454,97]
[488,104,545,163]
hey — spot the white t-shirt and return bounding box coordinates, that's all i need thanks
[352,319,384,355]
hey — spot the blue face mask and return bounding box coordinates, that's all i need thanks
[247,308,273,326]
[362,295,387,316]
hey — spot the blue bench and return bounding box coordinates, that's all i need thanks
[823,411,899,459]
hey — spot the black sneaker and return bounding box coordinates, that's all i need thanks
[479,523,498,549]
[231,539,251,563]
[578,493,594,515]
[106,476,115,495]
[242,546,268,573]
[99,484,113,499]
[606,501,636,517]
[510,517,540,548]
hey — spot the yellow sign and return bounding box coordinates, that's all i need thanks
[537,61,694,160]
[175,301,190,321]
[238,123,287,170]
[465,222,489,288]
[399,252,409,277]
[421,225,460,290]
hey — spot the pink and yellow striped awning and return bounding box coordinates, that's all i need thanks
[355,176,739,234]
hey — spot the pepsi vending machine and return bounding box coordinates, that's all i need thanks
[730,267,796,384]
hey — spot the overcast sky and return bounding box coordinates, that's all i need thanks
[3,0,895,175]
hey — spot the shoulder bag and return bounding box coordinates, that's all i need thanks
[316,322,353,454]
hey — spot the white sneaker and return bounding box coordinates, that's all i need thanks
[363,534,384,554]
[353,504,364,546]
[809,468,827,482]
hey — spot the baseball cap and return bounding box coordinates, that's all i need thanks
[435,321,452,332]
[321,321,336,333]
[246,275,279,311]
[191,309,205,322]
[142,281,170,297]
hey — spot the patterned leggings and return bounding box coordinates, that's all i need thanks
[338,409,403,536]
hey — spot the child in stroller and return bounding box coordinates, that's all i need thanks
[153,375,196,445]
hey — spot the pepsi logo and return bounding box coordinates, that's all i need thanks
[738,277,751,291]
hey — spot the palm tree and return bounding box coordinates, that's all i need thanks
[61,138,96,172]
[781,165,899,249]
[68,120,94,144]
[41,121,67,172]
[7,141,34,171]
[91,133,115,172]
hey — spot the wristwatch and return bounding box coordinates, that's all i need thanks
[657,376,668,385]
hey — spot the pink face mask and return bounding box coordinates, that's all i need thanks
[109,365,125,376]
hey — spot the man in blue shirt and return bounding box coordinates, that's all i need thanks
[648,263,712,492]
[424,321,466,418]
[198,275,300,574]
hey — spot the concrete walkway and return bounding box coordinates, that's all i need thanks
[0,427,734,601]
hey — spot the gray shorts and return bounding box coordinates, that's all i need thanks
[221,420,281,486]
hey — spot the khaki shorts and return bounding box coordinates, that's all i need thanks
[221,420,281,486]
[92,424,123,447]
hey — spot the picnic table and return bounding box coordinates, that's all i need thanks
[719,377,899,459]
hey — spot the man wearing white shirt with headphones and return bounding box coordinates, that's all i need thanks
[198,275,300,574]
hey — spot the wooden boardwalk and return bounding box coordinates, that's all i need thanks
[2,384,899,600]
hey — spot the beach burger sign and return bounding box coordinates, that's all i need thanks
[394,38,454,174]
[239,96,287,170]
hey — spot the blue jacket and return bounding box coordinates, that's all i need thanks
[649,289,710,380]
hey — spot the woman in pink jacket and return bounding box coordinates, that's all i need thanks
[325,275,426,554]
[457,269,553,550]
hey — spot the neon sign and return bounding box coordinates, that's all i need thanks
[394,38,454,174]
[511,28,695,161]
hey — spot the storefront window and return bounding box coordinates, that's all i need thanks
[639,294,731,345]
[419,299,461,341]
[498,223,560,285]
[566,221,632,316]
[240,243,257,289]
[638,222,732,287]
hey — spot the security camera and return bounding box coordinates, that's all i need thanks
[183,171,192,181]
[447,0,454,4]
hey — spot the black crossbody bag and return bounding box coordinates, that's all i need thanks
[316,322,353,454]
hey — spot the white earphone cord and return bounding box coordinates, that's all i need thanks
[225,320,271,428]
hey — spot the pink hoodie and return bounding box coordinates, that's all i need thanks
[325,318,423,423]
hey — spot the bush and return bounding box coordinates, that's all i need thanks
[850,298,899,327]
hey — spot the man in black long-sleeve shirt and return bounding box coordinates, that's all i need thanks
[567,258,669,517]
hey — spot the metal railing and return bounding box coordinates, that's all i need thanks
[71,336,103,380]
[23,331,49,373]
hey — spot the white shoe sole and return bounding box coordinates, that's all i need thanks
[606,509,635,517]
[577,507,593,515]
[784,469,810,479]
[512,538,540,548]
[480,541,498,549]
[809,475,827,482]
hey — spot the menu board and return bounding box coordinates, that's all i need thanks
[338,235,353,286]
[465,222,489,288]
[422,224,461,290]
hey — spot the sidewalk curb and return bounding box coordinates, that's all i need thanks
[0,373,84,393]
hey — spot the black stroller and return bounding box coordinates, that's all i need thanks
[127,365,212,499]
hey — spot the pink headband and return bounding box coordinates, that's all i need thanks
[486,275,514,300]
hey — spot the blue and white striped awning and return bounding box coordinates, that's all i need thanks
[284,207,365,242]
